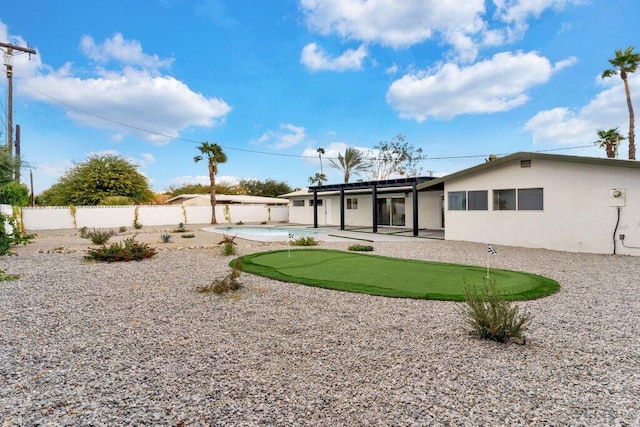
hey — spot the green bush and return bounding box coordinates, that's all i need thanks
[348,244,374,252]
[181,233,195,238]
[85,228,115,245]
[160,233,173,243]
[0,212,34,256]
[85,237,157,262]
[221,241,237,256]
[119,226,127,233]
[0,182,30,206]
[458,280,531,344]
[290,236,318,246]
[79,226,90,238]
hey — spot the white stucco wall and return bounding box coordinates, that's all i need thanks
[443,158,640,255]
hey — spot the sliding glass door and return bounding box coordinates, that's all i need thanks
[376,197,405,226]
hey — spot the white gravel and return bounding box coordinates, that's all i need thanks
[1,228,639,425]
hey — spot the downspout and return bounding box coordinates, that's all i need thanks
[613,206,621,255]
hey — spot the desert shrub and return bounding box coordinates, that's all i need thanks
[119,226,127,233]
[85,228,115,245]
[196,261,242,294]
[290,236,318,246]
[0,269,18,281]
[79,226,90,238]
[218,233,238,256]
[0,212,34,256]
[85,237,157,262]
[348,244,374,252]
[160,233,173,243]
[181,233,195,238]
[458,280,531,344]
[133,221,143,230]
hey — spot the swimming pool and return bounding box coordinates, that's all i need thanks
[203,226,326,242]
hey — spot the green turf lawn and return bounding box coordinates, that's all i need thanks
[232,249,559,301]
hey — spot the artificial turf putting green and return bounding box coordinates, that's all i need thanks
[232,249,559,301]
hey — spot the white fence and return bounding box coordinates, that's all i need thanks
[19,204,289,231]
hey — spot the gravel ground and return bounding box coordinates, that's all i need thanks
[1,227,639,425]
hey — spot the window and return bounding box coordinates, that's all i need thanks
[468,190,488,210]
[347,198,358,209]
[310,199,323,207]
[448,191,466,210]
[292,200,305,207]
[493,189,516,210]
[518,188,543,210]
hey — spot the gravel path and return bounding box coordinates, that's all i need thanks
[1,228,639,425]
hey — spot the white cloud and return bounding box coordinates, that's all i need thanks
[253,124,307,149]
[524,72,639,144]
[301,43,367,71]
[80,33,174,70]
[386,51,572,121]
[385,63,399,74]
[300,0,584,62]
[3,27,232,145]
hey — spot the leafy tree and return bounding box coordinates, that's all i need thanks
[367,134,426,180]
[0,181,30,206]
[38,154,154,206]
[329,147,370,183]
[239,178,293,197]
[602,46,640,160]
[0,149,20,187]
[165,181,243,197]
[595,128,626,158]
[194,141,228,224]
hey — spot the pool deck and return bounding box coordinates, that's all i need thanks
[204,224,444,242]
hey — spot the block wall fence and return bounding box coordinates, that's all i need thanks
[11,204,289,231]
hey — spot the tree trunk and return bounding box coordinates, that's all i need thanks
[209,161,217,224]
[623,74,636,160]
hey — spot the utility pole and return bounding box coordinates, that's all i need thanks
[1,41,37,182]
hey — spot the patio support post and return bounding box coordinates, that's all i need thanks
[340,188,345,230]
[412,182,419,236]
[312,189,318,228]
[372,185,378,233]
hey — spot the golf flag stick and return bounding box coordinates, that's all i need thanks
[288,233,294,257]
[486,244,497,278]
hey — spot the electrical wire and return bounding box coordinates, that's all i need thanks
[23,82,595,161]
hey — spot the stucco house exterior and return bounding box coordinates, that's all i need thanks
[282,152,640,255]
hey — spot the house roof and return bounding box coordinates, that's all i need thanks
[307,176,440,193]
[164,194,289,205]
[417,152,640,190]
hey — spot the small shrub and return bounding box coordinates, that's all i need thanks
[160,233,173,243]
[85,237,157,262]
[178,222,184,229]
[79,226,90,238]
[0,269,19,281]
[236,221,244,225]
[0,212,34,256]
[290,236,318,246]
[457,280,531,344]
[181,233,195,238]
[173,223,188,233]
[133,221,143,230]
[87,228,115,245]
[119,226,127,233]
[196,261,243,294]
[348,244,374,252]
[221,241,237,256]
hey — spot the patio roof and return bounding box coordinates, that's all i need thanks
[308,176,442,193]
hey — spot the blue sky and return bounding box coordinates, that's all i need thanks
[1,0,638,194]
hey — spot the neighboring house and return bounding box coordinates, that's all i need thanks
[164,194,289,206]
[283,152,640,255]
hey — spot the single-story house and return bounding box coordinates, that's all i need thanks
[165,194,289,206]
[282,152,640,255]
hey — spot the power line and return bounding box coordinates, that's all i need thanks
[24,83,595,162]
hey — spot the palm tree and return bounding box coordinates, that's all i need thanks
[602,46,640,160]
[308,172,327,186]
[329,147,370,183]
[194,142,228,224]
[316,147,325,174]
[595,128,626,158]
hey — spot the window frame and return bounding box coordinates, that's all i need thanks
[447,191,467,211]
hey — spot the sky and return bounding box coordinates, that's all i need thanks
[1,0,639,194]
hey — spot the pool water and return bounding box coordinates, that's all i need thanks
[204,226,324,242]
